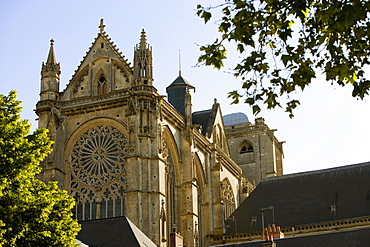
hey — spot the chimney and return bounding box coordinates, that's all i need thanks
[262,224,284,246]
[169,231,183,247]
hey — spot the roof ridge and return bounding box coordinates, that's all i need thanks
[264,161,370,182]
[193,109,212,115]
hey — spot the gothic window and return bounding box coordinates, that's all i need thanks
[221,178,236,220]
[97,74,107,95]
[166,148,176,230]
[239,141,254,154]
[70,125,127,221]
[162,138,178,239]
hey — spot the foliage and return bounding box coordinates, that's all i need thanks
[197,0,370,117]
[0,91,80,246]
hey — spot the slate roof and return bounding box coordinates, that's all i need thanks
[226,162,370,233]
[77,216,156,247]
[192,102,220,138]
[214,227,370,247]
[166,74,195,90]
[192,109,212,136]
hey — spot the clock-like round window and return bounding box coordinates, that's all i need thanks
[70,125,127,186]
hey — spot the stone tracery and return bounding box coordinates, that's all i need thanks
[221,178,236,220]
[71,125,126,186]
[70,124,127,220]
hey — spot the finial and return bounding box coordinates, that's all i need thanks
[99,18,105,32]
[50,39,54,46]
[179,49,182,77]
[140,29,147,49]
[214,98,218,104]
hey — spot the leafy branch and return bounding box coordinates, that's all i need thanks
[197,0,370,117]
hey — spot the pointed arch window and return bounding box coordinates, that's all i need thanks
[139,62,147,78]
[97,74,108,95]
[239,141,254,154]
[221,178,236,220]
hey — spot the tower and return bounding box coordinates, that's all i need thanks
[36,39,64,185]
[224,114,284,186]
[166,72,195,116]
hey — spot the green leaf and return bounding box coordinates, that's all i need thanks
[0,91,80,246]
[201,10,212,24]
[252,105,261,115]
[197,0,370,117]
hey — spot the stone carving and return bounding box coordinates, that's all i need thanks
[48,102,65,129]
[70,125,127,186]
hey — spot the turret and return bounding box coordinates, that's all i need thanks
[40,39,60,101]
[133,29,153,86]
[166,71,195,116]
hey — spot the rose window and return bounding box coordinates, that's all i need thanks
[71,125,127,186]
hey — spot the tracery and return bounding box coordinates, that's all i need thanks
[70,124,127,220]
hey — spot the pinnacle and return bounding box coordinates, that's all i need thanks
[140,29,147,49]
[42,38,60,76]
[46,38,57,66]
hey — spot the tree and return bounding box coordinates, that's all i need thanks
[196,0,370,117]
[0,91,80,246]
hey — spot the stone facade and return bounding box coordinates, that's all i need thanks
[225,117,284,186]
[36,20,283,247]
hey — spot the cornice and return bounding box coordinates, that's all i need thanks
[211,215,370,245]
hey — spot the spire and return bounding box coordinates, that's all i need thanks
[46,39,57,66]
[140,29,147,49]
[40,38,60,101]
[179,49,182,77]
[42,38,60,76]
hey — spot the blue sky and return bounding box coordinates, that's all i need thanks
[1,0,370,174]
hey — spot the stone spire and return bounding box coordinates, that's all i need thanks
[42,39,60,76]
[133,29,153,86]
[139,29,147,49]
[46,39,56,65]
[40,39,60,101]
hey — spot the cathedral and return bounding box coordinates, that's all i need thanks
[35,20,284,247]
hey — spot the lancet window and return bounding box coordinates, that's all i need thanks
[69,124,127,221]
[221,178,236,220]
[97,73,108,95]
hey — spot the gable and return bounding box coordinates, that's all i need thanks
[61,32,133,101]
[194,101,230,154]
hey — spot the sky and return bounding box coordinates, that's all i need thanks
[1,0,369,175]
